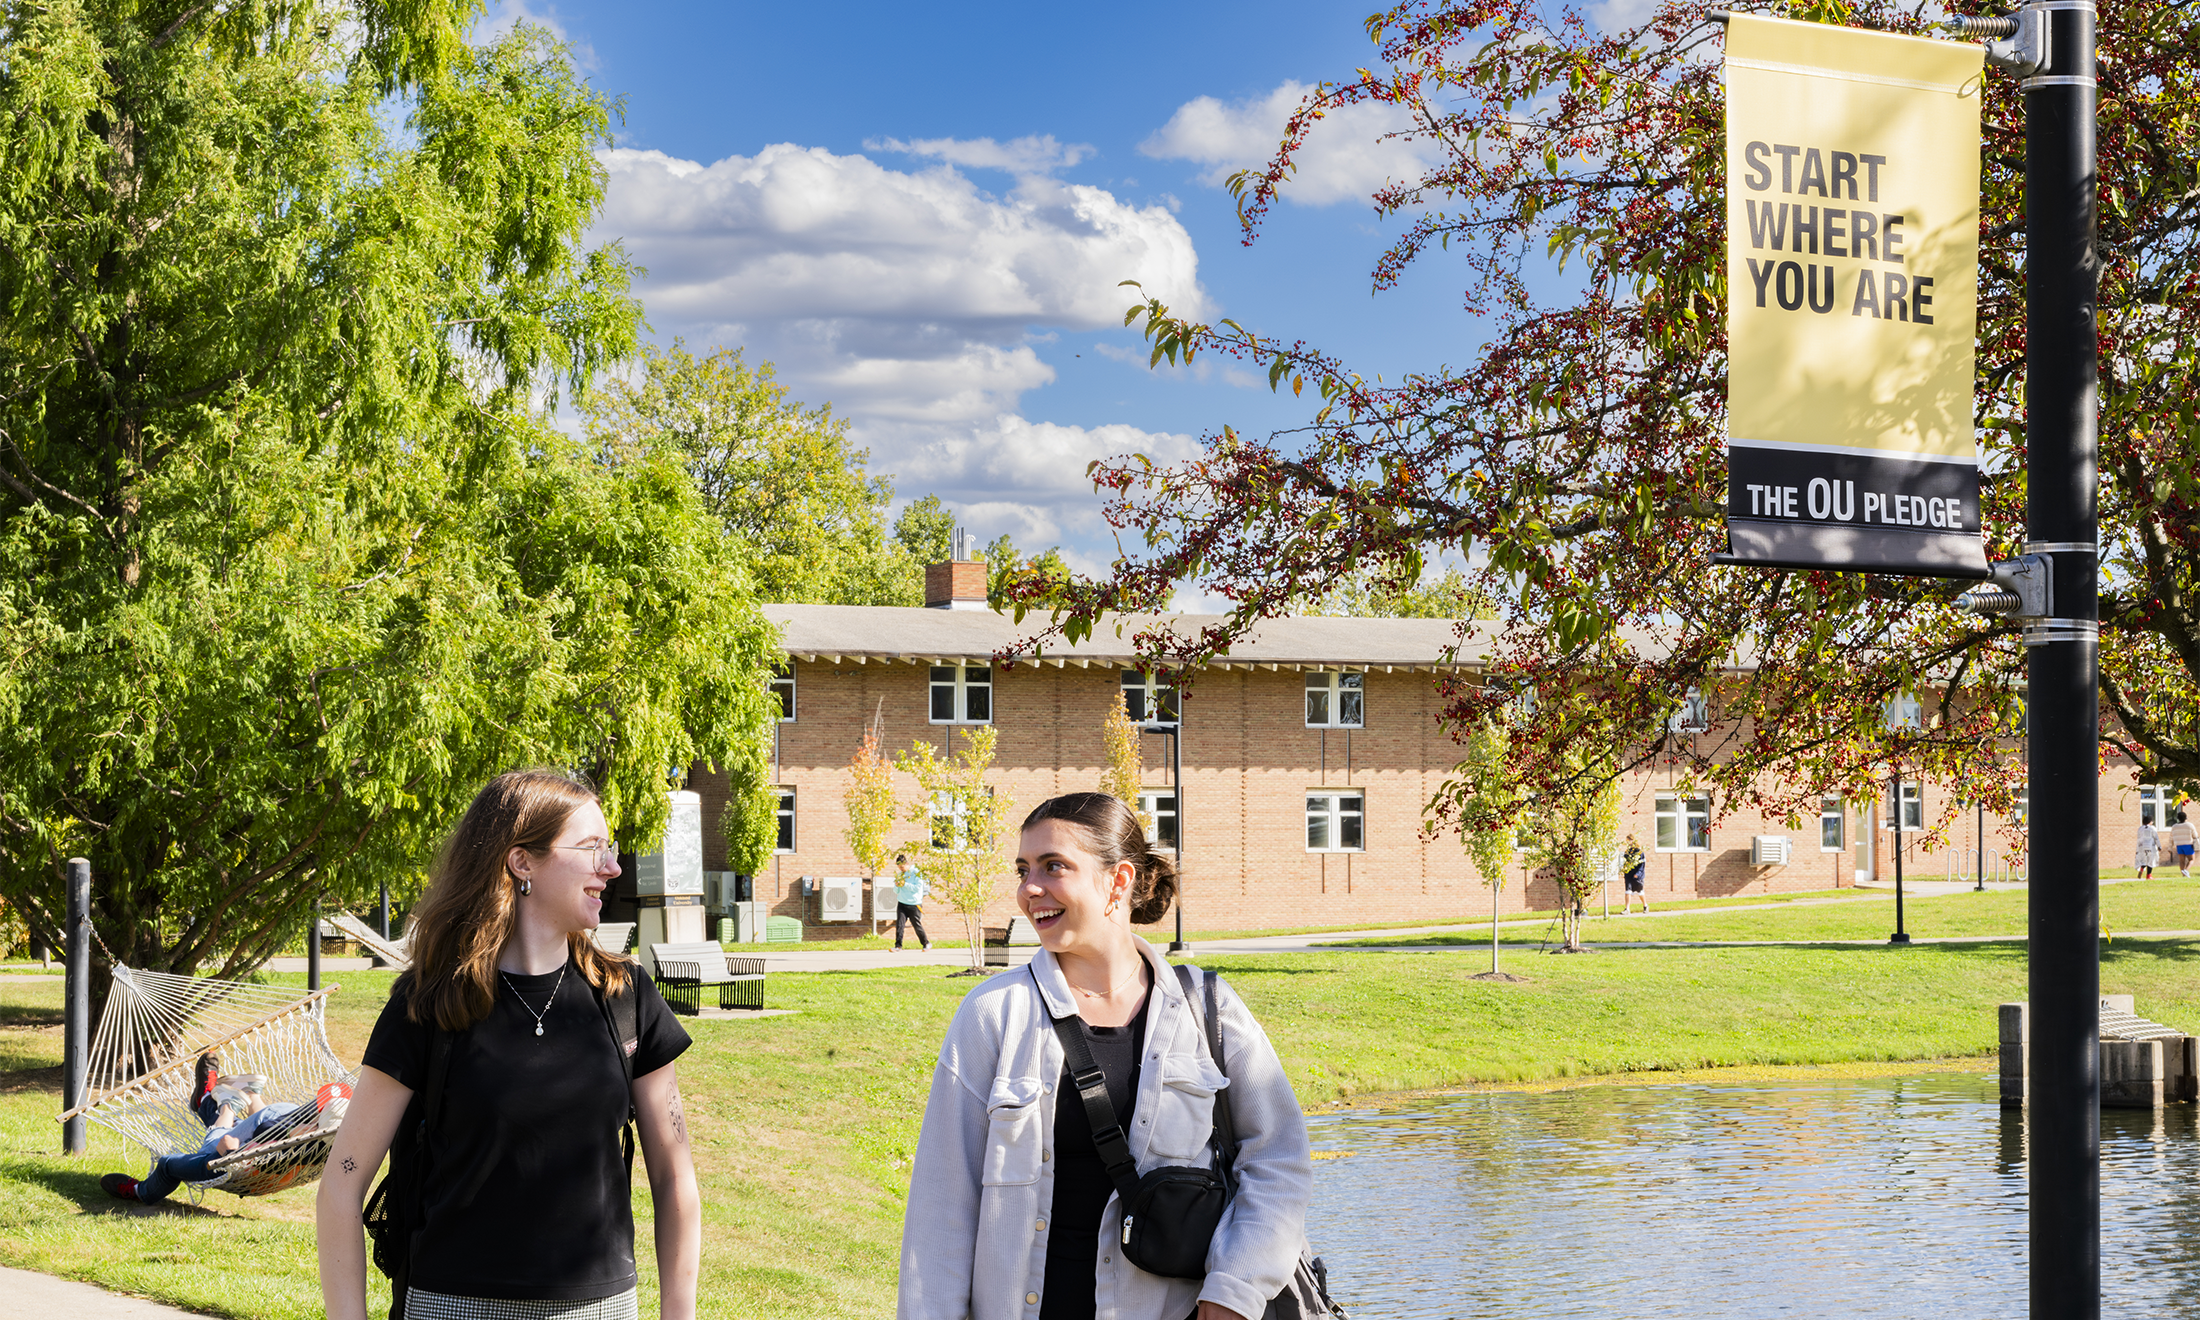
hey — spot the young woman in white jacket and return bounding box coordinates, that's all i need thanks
[898,792,1313,1320]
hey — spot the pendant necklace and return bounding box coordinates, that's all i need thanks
[500,960,568,1037]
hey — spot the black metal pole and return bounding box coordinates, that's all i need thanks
[1168,716,1189,955]
[1890,774,1909,944]
[62,857,89,1155]
[308,896,322,993]
[2026,4,2101,1313]
[1977,800,1988,892]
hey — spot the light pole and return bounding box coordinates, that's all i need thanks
[1144,696,1189,956]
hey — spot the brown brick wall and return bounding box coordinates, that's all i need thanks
[682,659,2165,937]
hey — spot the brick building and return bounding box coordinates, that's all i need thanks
[682,559,2169,939]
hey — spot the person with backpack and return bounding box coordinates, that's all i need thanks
[897,792,1337,1320]
[317,769,700,1320]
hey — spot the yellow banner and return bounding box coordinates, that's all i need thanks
[1724,14,1985,574]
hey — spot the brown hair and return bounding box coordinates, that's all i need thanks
[402,769,632,1031]
[1021,792,1178,924]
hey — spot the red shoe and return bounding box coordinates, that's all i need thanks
[100,1173,140,1201]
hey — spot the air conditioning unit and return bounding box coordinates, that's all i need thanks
[818,876,865,922]
[1751,835,1791,867]
[873,879,901,921]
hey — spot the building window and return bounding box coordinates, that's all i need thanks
[1139,790,1178,849]
[1655,794,1710,852]
[1820,796,1845,851]
[1306,791,1365,852]
[2140,784,2170,827]
[774,789,796,853]
[1121,670,1179,725]
[1884,692,1924,731]
[1306,671,1364,728]
[1670,687,1710,733]
[2014,788,2028,826]
[930,665,992,724]
[929,790,992,852]
[770,664,796,722]
[1885,781,1923,831]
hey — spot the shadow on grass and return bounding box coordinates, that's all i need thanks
[0,1156,231,1218]
[0,1004,64,1027]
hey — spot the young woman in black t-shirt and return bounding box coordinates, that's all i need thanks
[317,770,701,1320]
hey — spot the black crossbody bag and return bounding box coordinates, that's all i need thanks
[363,978,640,1320]
[1041,964,1348,1317]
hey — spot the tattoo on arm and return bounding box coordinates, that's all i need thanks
[667,1091,688,1146]
[341,1156,356,1174]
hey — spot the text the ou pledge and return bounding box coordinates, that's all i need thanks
[1739,142,1931,322]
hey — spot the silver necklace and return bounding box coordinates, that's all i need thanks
[500,961,568,1037]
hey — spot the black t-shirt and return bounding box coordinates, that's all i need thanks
[1041,991,1150,1320]
[362,959,691,1301]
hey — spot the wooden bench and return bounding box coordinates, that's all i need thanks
[651,942,767,1015]
[983,916,1041,948]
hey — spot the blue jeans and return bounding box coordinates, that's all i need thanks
[136,1149,222,1204]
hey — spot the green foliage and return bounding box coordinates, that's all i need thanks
[892,494,956,567]
[1450,716,1522,890]
[1297,566,1495,619]
[982,531,1070,610]
[582,341,925,605]
[894,726,1014,970]
[0,7,778,975]
[1099,689,1152,836]
[842,706,898,879]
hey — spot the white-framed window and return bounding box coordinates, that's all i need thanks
[1138,789,1178,850]
[770,664,796,722]
[1655,794,1710,852]
[1884,692,1925,731]
[1306,671,1364,728]
[1884,781,1923,831]
[2014,788,2028,826]
[1305,791,1365,852]
[2140,784,2170,828]
[1122,670,1179,725]
[929,665,992,724]
[774,789,796,853]
[1670,687,1710,733]
[928,789,994,853]
[1820,795,1845,851]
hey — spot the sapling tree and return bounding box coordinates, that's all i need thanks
[897,727,1016,972]
[1443,715,1523,975]
[1100,690,1156,838]
[843,703,899,933]
[1003,0,2200,839]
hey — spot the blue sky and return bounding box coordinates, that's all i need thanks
[495,0,1493,574]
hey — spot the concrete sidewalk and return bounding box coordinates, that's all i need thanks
[0,1265,205,1318]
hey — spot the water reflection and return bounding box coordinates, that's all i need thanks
[1305,1073,2200,1318]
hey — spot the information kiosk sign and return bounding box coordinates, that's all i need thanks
[1723,14,1986,575]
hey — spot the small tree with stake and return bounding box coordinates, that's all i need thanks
[1519,735,1625,953]
[1100,690,1155,838]
[896,727,1015,973]
[843,702,898,936]
[1441,714,1525,977]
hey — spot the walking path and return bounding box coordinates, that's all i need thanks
[0,1266,204,1318]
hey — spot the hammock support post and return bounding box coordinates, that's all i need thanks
[308,897,321,993]
[63,856,89,1155]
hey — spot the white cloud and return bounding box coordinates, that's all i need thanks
[1140,80,1442,206]
[867,134,1094,175]
[592,143,1210,551]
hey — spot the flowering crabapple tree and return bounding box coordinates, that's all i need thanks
[1003,0,2200,846]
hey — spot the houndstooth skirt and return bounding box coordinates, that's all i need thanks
[406,1288,639,1320]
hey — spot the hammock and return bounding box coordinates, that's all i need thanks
[57,964,359,1199]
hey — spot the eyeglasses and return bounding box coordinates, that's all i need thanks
[553,841,618,869]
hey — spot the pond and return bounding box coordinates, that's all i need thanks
[1304,1072,2200,1318]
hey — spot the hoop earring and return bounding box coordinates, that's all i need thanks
[518,878,531,897]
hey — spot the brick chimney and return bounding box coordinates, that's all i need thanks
[925,529,989,610]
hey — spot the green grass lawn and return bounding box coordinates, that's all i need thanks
[7,936,2200,1316]
[1324,877,2200,947]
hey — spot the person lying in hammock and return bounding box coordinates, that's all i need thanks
[101,1076,303,1205]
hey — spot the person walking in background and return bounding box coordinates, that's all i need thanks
[2171,809,2197,877]
[2135,813,2161,880]
[893,853,932,951]
[1621,837,1648,914]
[898,792,1319,1320]
[316,769,700,1320]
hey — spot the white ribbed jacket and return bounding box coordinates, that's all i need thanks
[896,940,1312,1320]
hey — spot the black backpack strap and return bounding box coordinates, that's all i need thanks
[594,969,641,1176]
[1176,964,1240,1188]
[1032,967,1144,1206]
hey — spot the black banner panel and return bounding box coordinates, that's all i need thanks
[1724,441,1986,574]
